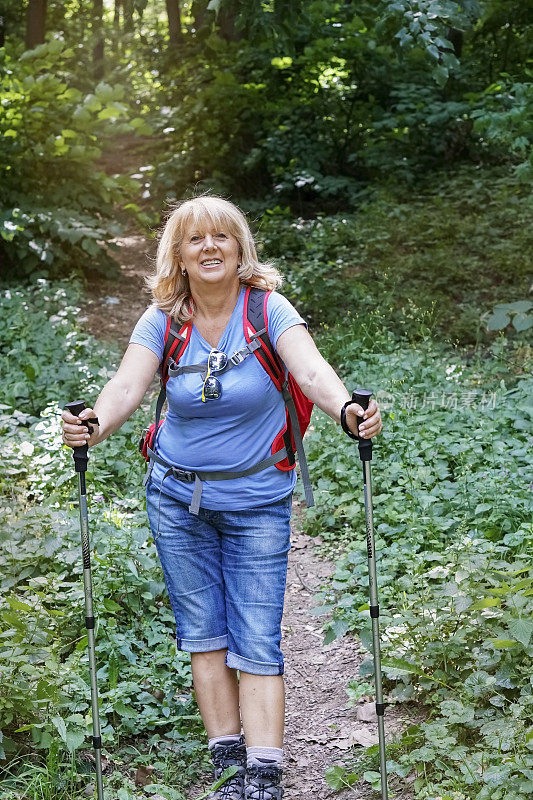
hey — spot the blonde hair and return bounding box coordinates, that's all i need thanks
[147,195,283,322]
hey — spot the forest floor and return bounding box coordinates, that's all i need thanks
[81,230,412,799]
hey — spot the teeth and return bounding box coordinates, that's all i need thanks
[202,259,221,265]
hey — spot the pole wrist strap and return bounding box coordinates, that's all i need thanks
[340,400,358,440]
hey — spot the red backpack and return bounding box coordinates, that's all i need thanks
[140,287,314,512]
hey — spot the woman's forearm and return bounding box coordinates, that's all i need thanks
[92,376,146,445]
[297,356,351,423]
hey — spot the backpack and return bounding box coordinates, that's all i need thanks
[140,287,314,513]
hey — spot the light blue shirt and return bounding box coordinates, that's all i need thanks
[130,287,306,509]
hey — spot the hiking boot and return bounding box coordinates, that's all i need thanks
[208,735,247,799]
[245,762,284,799]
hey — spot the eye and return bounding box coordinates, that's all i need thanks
[189,235,202,242]
[215,233,228,239]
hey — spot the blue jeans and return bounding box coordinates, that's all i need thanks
[146,482,292,676]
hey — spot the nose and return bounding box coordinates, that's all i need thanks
[203,234,216,250]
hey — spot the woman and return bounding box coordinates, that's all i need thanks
[62,196,382,800]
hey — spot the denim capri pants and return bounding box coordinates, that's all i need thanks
[146,482,292,676]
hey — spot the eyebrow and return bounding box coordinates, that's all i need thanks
[187,229,227,237]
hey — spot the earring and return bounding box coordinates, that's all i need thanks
[181,269,186,276]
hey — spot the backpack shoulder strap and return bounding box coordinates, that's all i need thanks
[161,317,192,385]
[151,317,192,461]
[243,286,314,508]
[243,286,285,391]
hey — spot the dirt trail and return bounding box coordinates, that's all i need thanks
[82,234,407,800]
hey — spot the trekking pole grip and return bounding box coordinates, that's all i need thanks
[352,388,373,463]
[64,400,89,473]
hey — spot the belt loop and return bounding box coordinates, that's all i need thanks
[189,475,203,515]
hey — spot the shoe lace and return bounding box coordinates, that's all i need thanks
[211,740,246,798]
[246,764,282,800]
[212,740,246,775]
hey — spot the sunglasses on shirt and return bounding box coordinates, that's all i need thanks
[201,349,228,401]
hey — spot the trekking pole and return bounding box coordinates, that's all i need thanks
[348,388,389,800]
[64,401,105,800]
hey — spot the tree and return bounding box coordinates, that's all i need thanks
[25,0,47,49]
[166,0,183,47]
[93,0,104,78]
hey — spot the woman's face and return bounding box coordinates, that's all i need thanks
[179,220,241,291]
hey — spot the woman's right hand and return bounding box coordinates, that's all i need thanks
[61,407,100,449]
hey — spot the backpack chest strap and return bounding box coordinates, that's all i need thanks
[167,338,262,379]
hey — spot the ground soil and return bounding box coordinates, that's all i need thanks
[82,230,412,800]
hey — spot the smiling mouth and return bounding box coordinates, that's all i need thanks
[201,259,222,266]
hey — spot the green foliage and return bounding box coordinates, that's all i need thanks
[302,322,532,798]
[147,0,533,204]
[0,282,206,796]
[486,301,532,333]
[259,168,532,346]
[0,37,151,278]
[470,80,533,180]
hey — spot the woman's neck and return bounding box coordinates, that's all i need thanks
[191,281,242,324]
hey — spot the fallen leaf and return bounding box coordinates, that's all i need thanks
[135,764,155,786]
[350,728,379,747]
[356,703,378,723]
[326,738,352,750]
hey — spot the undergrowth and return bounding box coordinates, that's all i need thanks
[0,282,207,798]
[259,167,532,348]
[304,322,532,799]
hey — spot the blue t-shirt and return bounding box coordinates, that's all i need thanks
[130,287,306,509]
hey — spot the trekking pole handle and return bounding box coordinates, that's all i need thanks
[352,388,373,462]
[64,400,89,473]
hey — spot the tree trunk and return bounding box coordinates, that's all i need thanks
[191,0,209,31]
[166,0,183,47]
[93,0,104,79]
[447,27,463,58]
[218,1,240,42]
[25,0,47,49]
[123,0,134,32]
[114,0,121,31]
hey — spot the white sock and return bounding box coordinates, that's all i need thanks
[208,733,242,750]
[246,746,283,768]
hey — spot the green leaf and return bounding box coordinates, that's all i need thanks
[487,309,511,331]
[471,597,500,610]
[439,700,475,723]
[512,313,532,332]
[382,657,423,675]
[103,598,123,614]
[51,715,67,744]
[507,618,533,647]
[65,728,86,752]
[363,770,383,791]
[325,765,358,789]
[491,639,518,648]
[503,301,532,312]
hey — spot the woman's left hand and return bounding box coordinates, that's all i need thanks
[345,398,382,439]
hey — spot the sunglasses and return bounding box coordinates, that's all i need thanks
[201,349,228,401]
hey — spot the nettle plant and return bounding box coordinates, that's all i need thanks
[302,324,532,798]
[0,283,207,795]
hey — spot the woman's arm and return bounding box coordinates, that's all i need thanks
[61,343,160,448]
[276,325,382,439]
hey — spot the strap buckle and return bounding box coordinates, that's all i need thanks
[171,468,196,483]
[230,350,246,365]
